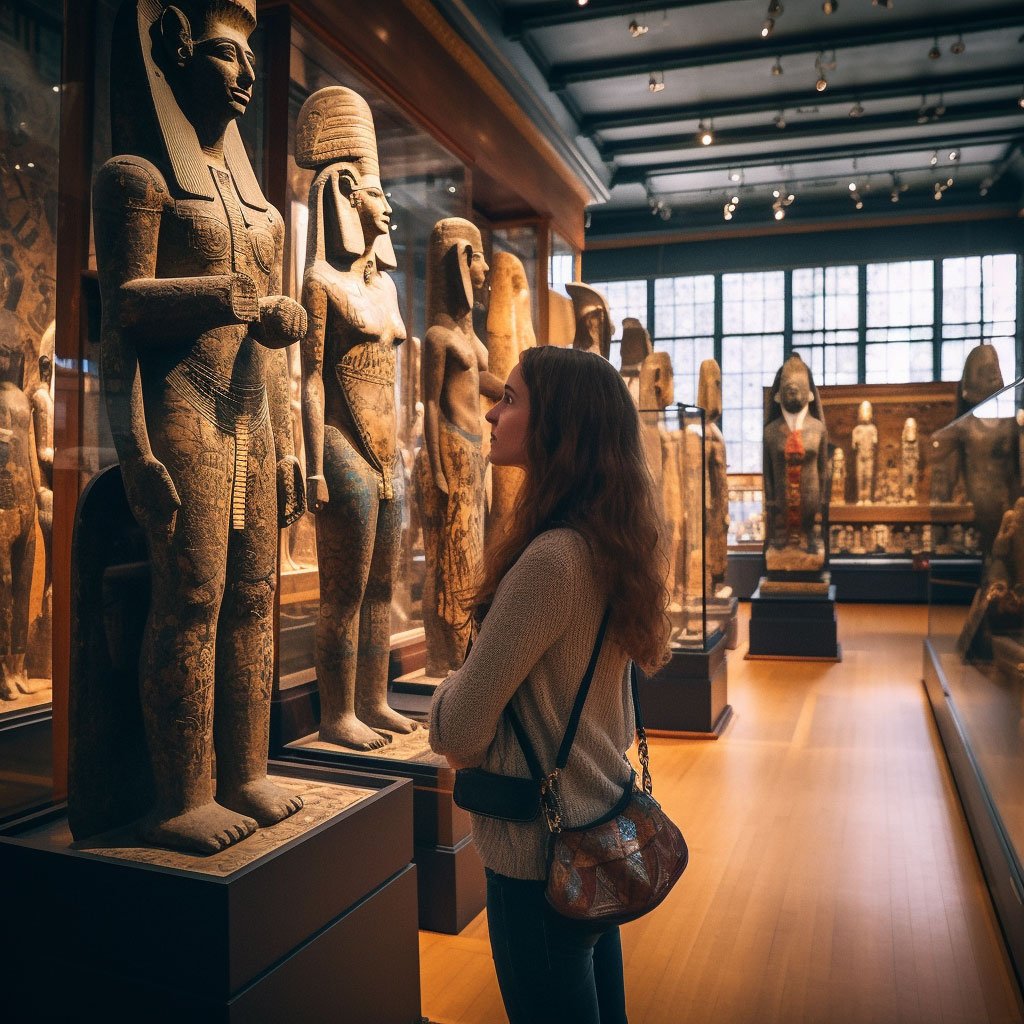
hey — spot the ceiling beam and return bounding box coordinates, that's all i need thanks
[583,68,1024,133]
[611,129,1024,185]
[599,100,1024,159]
[504,0,734,40]
[548,7,1024,88]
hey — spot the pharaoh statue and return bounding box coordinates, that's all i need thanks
[763,353,829,574]
[26,320,54,679]
[931,343,1020,563]
[0,318,39,700]
[698,359,730,597]
[830,448,846,505]
[84,0,305,853]
[901,417,920,504]
[566,282,612,360]
[619,317,653,405]
[484,250,535,534]
[297,86,418,750]
[415,218,503,676]
[851,400,877,504]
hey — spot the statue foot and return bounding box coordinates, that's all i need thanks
[219,778,303,827]
[360,703,420,735]
[16,677,49,695]
[319,714,393,751]
[140,802,258,855]
[0,680,16,700]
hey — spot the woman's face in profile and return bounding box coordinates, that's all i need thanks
[485,362,530,468]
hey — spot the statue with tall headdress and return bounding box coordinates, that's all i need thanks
[566,282,612,360]
[415,218,503,676]
[699,359,730,597]
[297,85,418,749]
[77,0,306,854]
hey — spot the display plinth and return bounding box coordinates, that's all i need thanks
[708,594,739,650]
[278,726,485,935]
[637,630,731,737]
[747,583,842,661]
[0,763,421,1022]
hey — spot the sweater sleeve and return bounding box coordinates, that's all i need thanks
[428,530,590,766]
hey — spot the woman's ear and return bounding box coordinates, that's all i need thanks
[159,5,194,68]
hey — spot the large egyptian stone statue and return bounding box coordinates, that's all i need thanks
[566,282,612,360]
[0,319,39,700]
[415,218,503,676]
[484,251,535,533]
[296,85,417,750]
[620,317,653,405]
[698,359,730,595]
[931,343,1020,563]
[901,417,919,503]
[82,0,305,853]
[763,353,829,573]
[852,400,877,504]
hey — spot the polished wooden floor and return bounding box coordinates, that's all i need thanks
[420,604,1024,1024]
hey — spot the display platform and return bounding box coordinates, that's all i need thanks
[747,583,842,661]
[708,594,739,650]
[637,630,732,737]
[279,724,484,935]
[0,763,421,1023]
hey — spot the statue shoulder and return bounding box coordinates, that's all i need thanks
[94,156,169,213]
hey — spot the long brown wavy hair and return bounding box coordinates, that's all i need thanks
[475,346,671,672]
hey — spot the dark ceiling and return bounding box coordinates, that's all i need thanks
[437,0,1024,236]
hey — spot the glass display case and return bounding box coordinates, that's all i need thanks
[923,373,1024,983]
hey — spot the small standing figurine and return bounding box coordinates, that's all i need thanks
[698,359,729,597]
[830,447,846,505]
[566,282,612,360]
[901,417,920,504]
[416,218,503,676]
[297,86,419,750]
[852,400,877,504]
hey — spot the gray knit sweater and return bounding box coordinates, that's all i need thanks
[428,528,635,881]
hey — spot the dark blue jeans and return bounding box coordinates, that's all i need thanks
[485,869,628,1024]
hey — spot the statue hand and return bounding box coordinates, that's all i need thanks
[125,455,180,537]
[277,454,306,528]
[254,296,308,349]
[307,474,329,513]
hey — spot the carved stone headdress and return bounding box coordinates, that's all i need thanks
[620,318,653,368]
[296,86,396,270]
[566,282,612,360]
[427,217,481,324]
[697,358,722,424]
[764,352,825,426]
[111,0,267,214]
[639,351,674,411]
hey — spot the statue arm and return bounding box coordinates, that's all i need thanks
[301,273,328,511]
[817,426,829,514]
[479,370,504,403]
[929,427,961,502]
[423,327,448,495]
[252,211,308,351]
[30,390,53,480]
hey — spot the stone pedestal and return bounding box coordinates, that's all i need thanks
[747,582,842,661]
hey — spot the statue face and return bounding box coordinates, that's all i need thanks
[777,361,810,414]
[858,400,872,423]
[350,176,392,241]
[583,307,606,346]
[903,417,917,441]
[468,249,489,292]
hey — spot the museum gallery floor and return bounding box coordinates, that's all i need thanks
[421,604,1024,1024]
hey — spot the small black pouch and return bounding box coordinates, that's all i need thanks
[452,767,543,822]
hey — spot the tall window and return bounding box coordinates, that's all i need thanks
[653,275,715,406]
[721,272,785,473]
[865,260,934,384]
[941,255,1017,384]
[792,266,859,385]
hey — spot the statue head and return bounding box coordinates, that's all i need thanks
[296,86,396,270]
[0,314,27,387]
[38,320,54,387]
[566,282,612,360]
[903,417,917,442]
[766,352,824,426]
[111,0,267,212]
[833,447,845,469]
[619,318,652,369]
[959,343,1004,413]
[858,400,872,424]
[697,358,723,424]
[427,217,487,324]
[639,351,674,410]
[486,251,535,351]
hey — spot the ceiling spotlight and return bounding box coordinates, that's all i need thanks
[697,119,714,146]
[855,200,864,210]
[577,0,589,7]
[729,170,742,182]
[773,189,781,198]
[774,209,786,221]
[814,52,831,92]
[848,181,857,191]
[822,0,838,13]
[771,56,784,76]
[724,207,734,222]
[815,75,828,92]
[946,177,955,187]
[979,177,993,197]
[949,148,960,162]
[950,34,965,55]
[773,110,787,129]
[648,70,665,93]
[890,189,900,203]
[928,37,941,60]
[628,19,649,37]
[929,150,939,166]
[849,101,864,118]
[767,0,783,13]
[761,18,774,38]
[933,95,946,118]
[916,98,930,124]
[1018,90,1024,110]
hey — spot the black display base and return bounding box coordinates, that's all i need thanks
[637,631,731,736]
[278,734,485,935]
[0,763,422,1023]
[747,583,842,661]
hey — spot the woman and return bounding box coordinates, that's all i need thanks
[429,346,671,1023]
